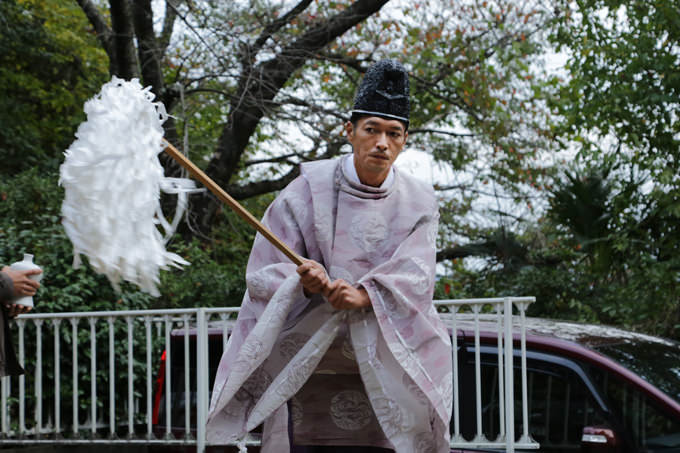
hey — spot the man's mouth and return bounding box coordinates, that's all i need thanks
[369,153,390,160]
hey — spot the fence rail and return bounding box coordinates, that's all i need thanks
[0,298,539,452]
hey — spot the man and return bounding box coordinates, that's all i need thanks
[0,265,40,376]
[207,60,452,453]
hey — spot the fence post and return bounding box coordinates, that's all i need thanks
[196,308,209,453]
[503,297,515,453]
[35,319,43,437]
[517,301,533,446]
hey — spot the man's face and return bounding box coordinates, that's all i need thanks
[345,116,408,187]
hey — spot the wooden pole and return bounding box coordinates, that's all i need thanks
[162,140,304,266]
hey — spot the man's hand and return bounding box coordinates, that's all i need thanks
[296,260,331,297]
[2,266,41,298]
[327,280,371,310]
[1,266,39,318]
[6,303,31,318]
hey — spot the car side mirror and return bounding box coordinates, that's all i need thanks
[581,426,621,452]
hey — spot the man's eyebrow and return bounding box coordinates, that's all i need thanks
[363,120,404,132]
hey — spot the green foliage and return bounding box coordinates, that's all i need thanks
[0,168,252,433]
[0,167,255,312]
[2,0,679,355]
[550,0,680,178]
[0,168,158,433]
[438,163,680,340]
[548,166,615,272]
[0,169,153,313]
[433,0,680,341]
[0,0,108,175]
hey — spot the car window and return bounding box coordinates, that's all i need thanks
[595,340,680,403]
[589,365,680,452]
[458,348,608,451]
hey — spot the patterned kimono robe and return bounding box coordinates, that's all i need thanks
[207,156,452,452]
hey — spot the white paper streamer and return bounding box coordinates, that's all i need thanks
[60,77,192,296]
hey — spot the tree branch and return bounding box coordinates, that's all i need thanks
[132,0,163,95]
[436,244,489,262]
[75,0,115,72]
[252,0,313,52]
[314,52,366,72]
[227,166,301,200]
[277,94,348,122]
[159,0,181,59]
[244,152,305,166]
[409,128,478,138]
[207,0,389,186]
[227,139,346,199]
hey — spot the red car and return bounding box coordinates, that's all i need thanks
[153,316,680,452]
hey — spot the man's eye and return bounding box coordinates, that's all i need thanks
[390,132,401,138]
[365,128,375,133]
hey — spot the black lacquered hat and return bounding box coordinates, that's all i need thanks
[351,59,410,128]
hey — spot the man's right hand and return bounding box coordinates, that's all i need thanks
[296,260,330,297]
[1,266,41,298]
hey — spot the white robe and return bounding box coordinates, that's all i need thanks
[207,156,452,452]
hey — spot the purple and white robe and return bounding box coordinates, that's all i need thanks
[207,155,452,452]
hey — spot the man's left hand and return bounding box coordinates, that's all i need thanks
[5,303,31,318]
[327,280,371,310]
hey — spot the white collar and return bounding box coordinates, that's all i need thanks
[344,154,394,189]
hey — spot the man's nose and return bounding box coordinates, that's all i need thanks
[375,132,388,150]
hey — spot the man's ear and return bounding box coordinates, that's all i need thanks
[345,121,354,139]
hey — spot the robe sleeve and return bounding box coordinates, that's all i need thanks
[358,203,453,424]
[209,175,318,411]
[242,175,319,319]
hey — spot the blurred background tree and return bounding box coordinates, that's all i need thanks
[1,0,678,340]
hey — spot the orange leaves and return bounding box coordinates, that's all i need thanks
[424,28,442,44]
[523,10,537,24]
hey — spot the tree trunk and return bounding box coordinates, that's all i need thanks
[132,0,163,96]
[195,0,389,230]
[108,0,138,80]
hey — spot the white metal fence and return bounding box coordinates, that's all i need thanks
[0,297,538,452]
